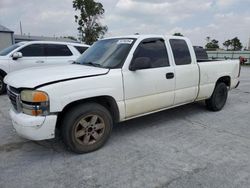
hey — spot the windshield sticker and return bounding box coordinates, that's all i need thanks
[117,39,134,44]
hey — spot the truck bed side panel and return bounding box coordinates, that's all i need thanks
[197,60,240,100]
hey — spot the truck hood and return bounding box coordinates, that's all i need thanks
[4,64,109,89]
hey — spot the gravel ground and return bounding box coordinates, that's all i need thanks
[0,67,250,188]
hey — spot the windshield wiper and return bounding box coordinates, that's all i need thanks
[73,61,103,68]
[84,62,102,67]
[72,61,81,64]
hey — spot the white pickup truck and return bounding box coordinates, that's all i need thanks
[4,35,240,153]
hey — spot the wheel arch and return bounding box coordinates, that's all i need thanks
[56,95,120,129]
[216,76,231,87]
[0,69,7,78]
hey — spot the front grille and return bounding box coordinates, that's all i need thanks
[7,87,21,112]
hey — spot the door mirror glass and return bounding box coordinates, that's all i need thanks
[130,57,151,71]
[12,52,23,60]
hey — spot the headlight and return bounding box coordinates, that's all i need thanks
[20,90,49,116]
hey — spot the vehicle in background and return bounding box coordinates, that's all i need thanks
[0,41,89,94]
[4,35,240,153]
[239,56,247,65]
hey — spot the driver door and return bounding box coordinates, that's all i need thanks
[122,38,175,118]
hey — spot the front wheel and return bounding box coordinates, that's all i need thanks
[0,75,6,95]
[61,103,113,154]
[205,82,228,111]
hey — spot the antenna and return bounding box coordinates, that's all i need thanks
[20,21,23,35]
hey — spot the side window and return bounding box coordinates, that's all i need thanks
[170,39,192,65]
[74,46,88,54]
[133,38,169,68]
[19,44,45,57]
[45,44,73,56]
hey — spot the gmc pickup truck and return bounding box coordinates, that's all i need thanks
[4,35,240,153]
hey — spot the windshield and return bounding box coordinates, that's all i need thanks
[75,38,135,68]
[0,44,21,56]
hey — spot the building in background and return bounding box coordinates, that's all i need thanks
[0,24,14,51]
[0,24,79,51]
[207,51,250,64]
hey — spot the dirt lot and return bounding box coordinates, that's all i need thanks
[0,67,250,188]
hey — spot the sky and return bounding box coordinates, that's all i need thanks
[0,0,250,47]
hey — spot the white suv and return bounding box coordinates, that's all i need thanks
[0,41,89,94]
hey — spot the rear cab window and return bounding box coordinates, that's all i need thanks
[169,39,192,65]
[193,46,208,60]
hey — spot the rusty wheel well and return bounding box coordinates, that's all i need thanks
[56,96,120,129]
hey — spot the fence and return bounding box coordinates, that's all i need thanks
[207,51,250,64]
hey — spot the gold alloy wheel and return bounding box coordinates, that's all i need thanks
[74,114,106,145]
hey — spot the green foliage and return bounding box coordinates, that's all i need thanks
[205,39,219,50]
[173,32,184,36]
[223,40,232,50]
[223,37,242,51]
[73,0,108,45]
[231,37,242,50]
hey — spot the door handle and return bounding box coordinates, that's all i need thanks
[36,60,44,63]
[166,72,174,79]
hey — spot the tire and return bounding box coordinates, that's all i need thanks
[205,82,228,111]
[61,103,113,154]
[0,75,6,95]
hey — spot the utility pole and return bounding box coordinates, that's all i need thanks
[248,38,250,50]
[20,21,23,35]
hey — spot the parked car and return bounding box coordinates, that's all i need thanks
[4,35,240,153]
[0,41,89,94]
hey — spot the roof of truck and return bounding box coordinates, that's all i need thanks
[104,34,187,40]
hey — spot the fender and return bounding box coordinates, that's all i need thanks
[37,69,125,119]
[0,65,9,76]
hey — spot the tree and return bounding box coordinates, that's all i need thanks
[205,39,219,50]
[73,0,108,45]
[231,37,242,51]
[223,40,232,50]
[173,32,184,36]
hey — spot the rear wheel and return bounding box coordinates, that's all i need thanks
[61,103,113,154]
[205,82,228,111]
[0,75,6,95]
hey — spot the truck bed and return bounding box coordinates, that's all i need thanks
[196,59,240,100]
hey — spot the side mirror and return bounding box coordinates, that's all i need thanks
[12,52,23,60]
[129,57,151,71]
